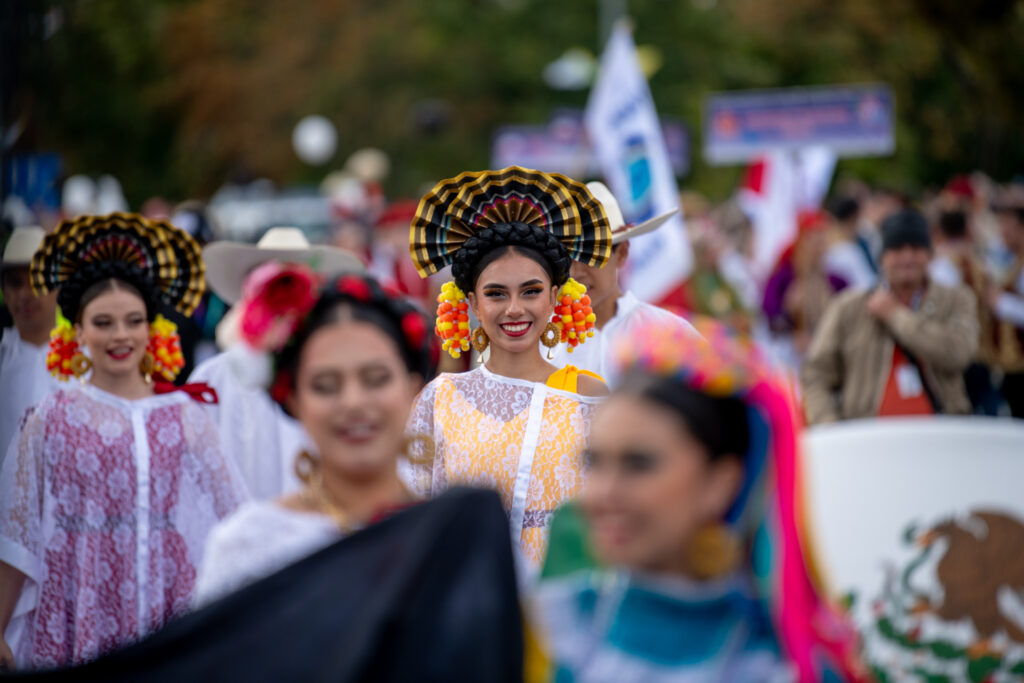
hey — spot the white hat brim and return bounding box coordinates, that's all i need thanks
[203,243,365,304]
[611,209,678,245]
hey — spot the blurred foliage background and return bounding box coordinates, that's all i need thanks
[5,0,1023,205]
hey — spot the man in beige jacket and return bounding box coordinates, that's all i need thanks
[801,209,978,424]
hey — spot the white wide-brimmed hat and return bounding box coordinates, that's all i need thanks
[585,181,677,246]
[203,227,365,304]
[2,226,46,269]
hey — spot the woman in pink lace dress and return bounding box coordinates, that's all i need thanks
[0,213,247,671]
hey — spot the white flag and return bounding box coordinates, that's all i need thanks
[585,22,691,302]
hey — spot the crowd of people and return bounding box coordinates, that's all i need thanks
[0,164,1020,680]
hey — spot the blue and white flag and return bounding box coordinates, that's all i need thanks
[585,22,692,303]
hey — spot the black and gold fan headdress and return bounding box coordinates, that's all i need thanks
[31,212,205,320]
[409,166,612,280]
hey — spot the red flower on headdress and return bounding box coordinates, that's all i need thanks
[401,311,427,350]
[336,275,372,301]
[239,262,320,352]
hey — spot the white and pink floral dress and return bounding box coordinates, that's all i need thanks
[0,384,248,669]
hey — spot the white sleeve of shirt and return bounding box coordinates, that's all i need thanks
[993,270,1024,328]
[994,292,1024,328]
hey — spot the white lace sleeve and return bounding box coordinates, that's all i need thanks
[401,378,443,497]
[181,401,250,518]
[0,400,47,618]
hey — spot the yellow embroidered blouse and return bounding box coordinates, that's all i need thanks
[403,365,604,573]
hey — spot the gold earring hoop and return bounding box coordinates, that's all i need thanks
[140,351,155,384]
[540,321,561,359]
[71,352,92,380]
[471,326,490,353]
[294,449,319,485]
[686,523,741,580]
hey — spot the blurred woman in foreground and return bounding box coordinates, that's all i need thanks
[195,270,434,603]
[536,321,864,682]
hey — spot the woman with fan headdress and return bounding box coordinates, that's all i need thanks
[0,213,247,670]
[404,167,613,576]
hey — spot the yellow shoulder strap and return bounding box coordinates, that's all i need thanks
[545,365,606,393]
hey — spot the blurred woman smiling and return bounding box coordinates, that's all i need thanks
[536,322,864,682]
[195,270,434,604]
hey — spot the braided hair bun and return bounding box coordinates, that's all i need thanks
[451,222,571,293]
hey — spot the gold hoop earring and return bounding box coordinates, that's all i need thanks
[71,352,92,380]
[294,449,319,485]
[540,321,560,359]
[686,523,741,580]
[471,326,490,353]
[140,351,155,384]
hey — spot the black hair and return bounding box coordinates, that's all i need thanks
[59,261,163,322]
[829,196,860,223]
[880,209,931,252]
[269,275,435,412]
[619,372,751,462]
[451,222,570,293]
[938,210,968,239]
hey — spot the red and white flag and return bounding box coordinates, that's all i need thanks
[737,146,836,277]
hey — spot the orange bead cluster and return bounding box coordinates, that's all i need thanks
[148,315,186,381]
[46,316,79,380]
[550,278,597,353]
[435,281,471,359]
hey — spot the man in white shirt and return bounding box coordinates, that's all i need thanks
[0,227,62,463]
[190,227,364,498]
[549,182,699,387]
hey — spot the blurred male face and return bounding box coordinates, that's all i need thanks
[880,245,931,291]
[2,266,58,342]
[569,242,629,323]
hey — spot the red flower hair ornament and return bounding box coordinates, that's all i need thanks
[239,261,321,352]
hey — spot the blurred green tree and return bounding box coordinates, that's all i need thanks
[12,0,1024,205]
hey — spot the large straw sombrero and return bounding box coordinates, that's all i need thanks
[203,227,365,304]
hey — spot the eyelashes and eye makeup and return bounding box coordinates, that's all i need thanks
[89,314,147,328]
[481,279,547,300]
[308,364,395,396]
[585,448,662,474]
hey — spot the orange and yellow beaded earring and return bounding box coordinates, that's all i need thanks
[144,314,186,382]
[47,313,90,382]
[435,281,472,359]
[550,278,597,353]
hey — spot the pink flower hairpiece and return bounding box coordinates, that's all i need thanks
[239,261,321,352]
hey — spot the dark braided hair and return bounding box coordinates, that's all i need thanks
[451,222,571,293]
[618,371,751,464]
[59,261,164,322]
[268,274,436,413]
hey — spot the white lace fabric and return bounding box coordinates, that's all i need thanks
[403,366,601,573]
[194,501,341,607]
[0,384,248,669]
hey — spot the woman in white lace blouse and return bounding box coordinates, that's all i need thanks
[0,213,247,670]
[195,270,434,605]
